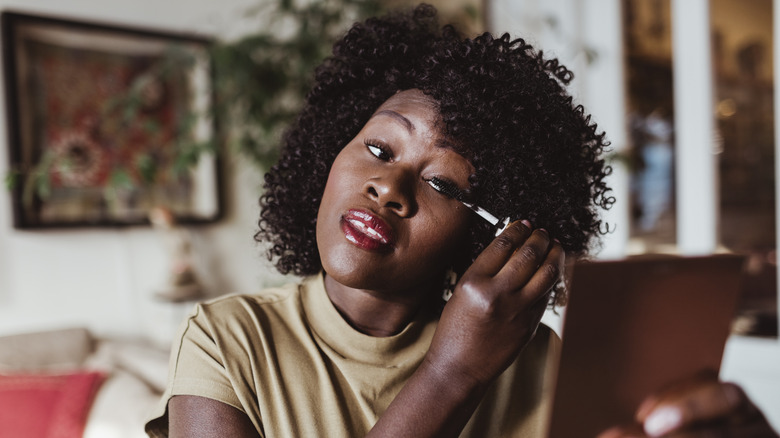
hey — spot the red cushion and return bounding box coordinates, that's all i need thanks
[0,371,105,438]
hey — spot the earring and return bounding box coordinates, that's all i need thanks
[442,268,458,302]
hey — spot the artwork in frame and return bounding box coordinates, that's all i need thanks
[2,11,222,228]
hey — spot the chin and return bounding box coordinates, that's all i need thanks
[321,252,385,290]
[317,230,450,296]
[323,257,440,298]
[320,244,368,280]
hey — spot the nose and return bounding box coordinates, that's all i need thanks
[364,168,417,217]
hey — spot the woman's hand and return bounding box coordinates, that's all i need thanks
[367,220,564,437]
[599,375,779,437]
[424,220,565,386]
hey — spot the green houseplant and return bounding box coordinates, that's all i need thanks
[209,0,387,169]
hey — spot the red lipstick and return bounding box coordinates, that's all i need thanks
[341,209,394,251]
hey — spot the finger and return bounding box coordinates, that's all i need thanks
[636,372,720,419]
[496,228,553,289]
[660,420,778,438]
[517,239,564,303]
[597,425,647,438]
[640,382,748,437]
[470,220,532,276]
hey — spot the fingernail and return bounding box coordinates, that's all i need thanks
[644,406,682,436]
[636,397,656,420]
[598,427,643,438]
[520,219,532,228]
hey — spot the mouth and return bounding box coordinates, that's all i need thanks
[341,209,395,251]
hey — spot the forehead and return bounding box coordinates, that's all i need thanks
[371,89,473,162]
[377,89,439,116]
[368,89,475,177]
[372,89,440,126]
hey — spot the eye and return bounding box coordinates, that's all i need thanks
[364,139,391,161]
[425,176,465,201]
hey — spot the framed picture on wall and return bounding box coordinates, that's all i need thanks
[2,11,222,228]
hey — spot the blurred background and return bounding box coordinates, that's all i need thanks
[0,0,778,434]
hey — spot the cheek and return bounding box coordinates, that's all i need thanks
[318,155,352,213]
[323,150,362,191]
[419,208,472,260]
[317,172,346,236]
[316,154,360,253]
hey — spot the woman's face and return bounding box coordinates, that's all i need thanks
[316,89,474,296]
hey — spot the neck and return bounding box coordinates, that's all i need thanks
[323,273,437,337]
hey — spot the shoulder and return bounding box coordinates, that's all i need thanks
[462,323,561,436]
[488,322,560,406]
[202,279,300,310]
[192,279,305,325]
[515,322,561,376]
[176,277,316,355]
[164,277,315,394]
[533,323,561,352]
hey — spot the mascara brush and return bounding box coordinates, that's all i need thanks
[427,177,511,236]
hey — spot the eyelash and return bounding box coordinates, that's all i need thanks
[363,139,465,200]
[424,176,464,200]
[364,139,391,161]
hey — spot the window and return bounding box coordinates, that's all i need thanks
[623,0,778,337]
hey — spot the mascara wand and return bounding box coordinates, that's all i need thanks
[427,177,511,236]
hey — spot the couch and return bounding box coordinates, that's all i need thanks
[0,327,169,438]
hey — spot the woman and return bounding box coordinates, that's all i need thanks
[146,5,777,437]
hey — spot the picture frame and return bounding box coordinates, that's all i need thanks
[2,11,223,228]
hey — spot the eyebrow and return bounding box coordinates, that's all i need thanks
[372,109,415,133]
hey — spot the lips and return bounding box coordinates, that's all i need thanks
[341,209,395,251]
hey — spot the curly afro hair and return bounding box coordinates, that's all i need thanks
[256,4,613,304]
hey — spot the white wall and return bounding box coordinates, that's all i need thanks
[0,0,291,345]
